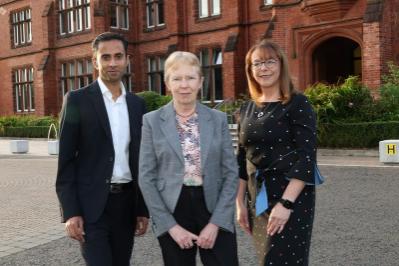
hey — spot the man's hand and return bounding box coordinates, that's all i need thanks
[135,217,149,236]
[65,216,85,242]
[196,223,219,249]
[168,225,198,249]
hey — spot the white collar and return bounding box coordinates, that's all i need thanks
[97,78,126,97]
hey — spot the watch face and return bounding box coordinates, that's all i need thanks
[280,199,293,209]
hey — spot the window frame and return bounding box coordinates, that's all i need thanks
[199,47,223,103]
[58,0,91,36]
[146,0,165,29]
[146,55,166,95]
[10,8,32,48]
[13,66,35,113]
[264,0,273,5]
[60,58,93,97]
[198,0,221,19]
[122,60,133,92]
[110,0,129,30]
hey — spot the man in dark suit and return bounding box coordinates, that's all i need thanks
[56,32,148,266]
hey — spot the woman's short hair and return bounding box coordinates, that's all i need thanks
[164,51,202,82]
[245,39,296,104]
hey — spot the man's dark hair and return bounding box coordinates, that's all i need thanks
[92,32,128,54]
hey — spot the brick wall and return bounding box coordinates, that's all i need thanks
[362,22,381,90]
[0,0,398,115]
[394,0,399,64]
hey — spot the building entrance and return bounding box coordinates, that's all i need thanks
[312,37,361,84]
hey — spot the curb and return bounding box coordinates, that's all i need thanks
[1,138,380,158]
[0,137,48,141]
[318,148,379,157]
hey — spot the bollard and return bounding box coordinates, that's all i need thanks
[379,140,399,163]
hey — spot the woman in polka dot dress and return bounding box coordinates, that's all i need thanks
[236,39,317,266]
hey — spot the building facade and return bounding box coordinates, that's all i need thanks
[0,0,398,116]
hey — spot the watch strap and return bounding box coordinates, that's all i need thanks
[278,198,294,210]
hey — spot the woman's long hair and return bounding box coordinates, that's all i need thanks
[245,39,296,104]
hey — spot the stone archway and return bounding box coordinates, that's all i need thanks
[312,37,361,85]
[294,22,364,90]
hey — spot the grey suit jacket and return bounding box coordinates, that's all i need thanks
[138,101,239,237]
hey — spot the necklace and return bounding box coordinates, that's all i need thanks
[256,102,271,119]
[176,110,196,118]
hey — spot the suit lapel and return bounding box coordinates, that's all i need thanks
[160,102,185,165]
[87,81,112,139]
[197,103,213,170]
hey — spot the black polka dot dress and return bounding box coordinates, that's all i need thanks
[237,93,317,266]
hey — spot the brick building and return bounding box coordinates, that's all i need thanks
[0,0,398,116]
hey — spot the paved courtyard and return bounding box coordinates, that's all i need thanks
[0,156,63,257]
[0,139,398,265]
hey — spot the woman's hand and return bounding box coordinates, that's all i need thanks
[197,223,219,249]
[168,224,198,249]
[236,179,251,235]
[266,203,291,236]
[236,202,251,235]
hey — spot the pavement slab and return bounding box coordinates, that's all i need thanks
[1,138,398,265]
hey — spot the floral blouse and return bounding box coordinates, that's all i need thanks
[176,113,203,186]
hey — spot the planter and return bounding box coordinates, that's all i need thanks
[48,123,59,155]
[48,140,59,155]
[10,140,29,154]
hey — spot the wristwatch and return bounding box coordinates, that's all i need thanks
[278,198,294,210]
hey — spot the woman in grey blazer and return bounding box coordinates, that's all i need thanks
[138,51,239,266]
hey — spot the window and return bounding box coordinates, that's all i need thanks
[199,48,223,102]
[59,0,91,35]
[110,0,129,29]
[146,0,164,28]
[147,56,166,95]
[264,0,273,5]
[11,8,32,47]
[13,67,34,112]
[60,59,93,96]
[199,0,220,18]
[122,61,133,92]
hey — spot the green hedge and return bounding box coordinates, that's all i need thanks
[0,116,58,127]
[1,89,398,147]
[0,116,58,138]
[318,121,399,148]
[136,91,172,112]
[0,126,57,138]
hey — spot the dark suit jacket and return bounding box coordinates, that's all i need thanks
[56,80,148,223]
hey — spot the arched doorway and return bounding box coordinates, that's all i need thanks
[312,37,361,84]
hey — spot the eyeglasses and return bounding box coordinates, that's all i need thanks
[251,59,279,70]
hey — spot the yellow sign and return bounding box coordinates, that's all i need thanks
[386,144,396,155]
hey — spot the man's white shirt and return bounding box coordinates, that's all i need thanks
[98,78,132,184]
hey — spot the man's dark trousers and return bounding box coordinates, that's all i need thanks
[82,187,136,266]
